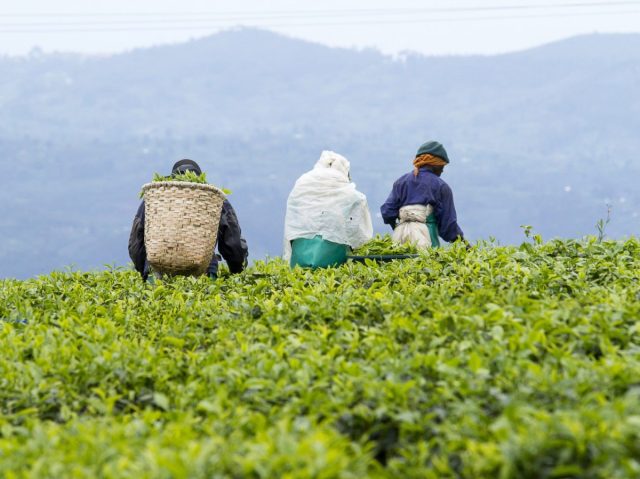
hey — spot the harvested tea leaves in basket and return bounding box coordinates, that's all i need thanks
[152,171,208,184]
[139,171,232,197]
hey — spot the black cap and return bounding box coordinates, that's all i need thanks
[172,159,202,175]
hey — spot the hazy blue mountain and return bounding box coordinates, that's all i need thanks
[1,29,639,278]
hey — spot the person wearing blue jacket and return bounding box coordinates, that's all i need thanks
[380,141,466,248]
[128,159,248,280]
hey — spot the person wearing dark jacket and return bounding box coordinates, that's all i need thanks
[128,159,248,280]
[380,141,466,248]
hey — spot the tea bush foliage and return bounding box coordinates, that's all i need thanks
[352,234,419,255]
[1,238,640,478]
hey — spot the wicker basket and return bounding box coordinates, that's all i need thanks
[142,181,226,276]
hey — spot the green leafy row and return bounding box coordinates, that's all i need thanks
[1,238,639,478]
[352,234,419,255]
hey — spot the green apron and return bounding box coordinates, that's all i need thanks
[426,214,441,248]
[290,235,349,269]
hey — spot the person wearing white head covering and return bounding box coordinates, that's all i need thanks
[283,151,373,268]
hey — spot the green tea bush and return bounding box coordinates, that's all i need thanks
[1,238,640,478]
[352,234,419,255]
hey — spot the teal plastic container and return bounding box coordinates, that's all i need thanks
[290,236,349,269]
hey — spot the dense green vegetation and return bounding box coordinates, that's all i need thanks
[1,238,639,478]
[352,234,419,255]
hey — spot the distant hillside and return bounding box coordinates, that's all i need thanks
[1,29,639,278]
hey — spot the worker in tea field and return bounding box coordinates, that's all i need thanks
[128,159,248,280]
[283,151,373,268]
[380,141,466,249]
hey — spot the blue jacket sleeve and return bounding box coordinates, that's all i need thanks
[380,181,403,229]
[435,183,464,242]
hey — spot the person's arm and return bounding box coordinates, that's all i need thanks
[128,201,148,279]
[435,183,465,243]
[380,181,403,230]
[217,200,248,273]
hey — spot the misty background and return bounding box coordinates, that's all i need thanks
[1,28,639,278]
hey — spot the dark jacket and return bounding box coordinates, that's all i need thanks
[128,199,248,279]
[380,167,464,243]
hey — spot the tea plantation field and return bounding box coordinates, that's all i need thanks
[1,239,640,478]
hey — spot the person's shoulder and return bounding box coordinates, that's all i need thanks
[353,187,368,202]
[436,177,453,194]
[394,172,414,186]
[434,175,448,186]
[418,172,450,195]
[298,169,318,181]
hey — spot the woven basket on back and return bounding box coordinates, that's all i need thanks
[142,181,226,276]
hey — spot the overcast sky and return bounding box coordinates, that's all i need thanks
[2,0,640,56]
